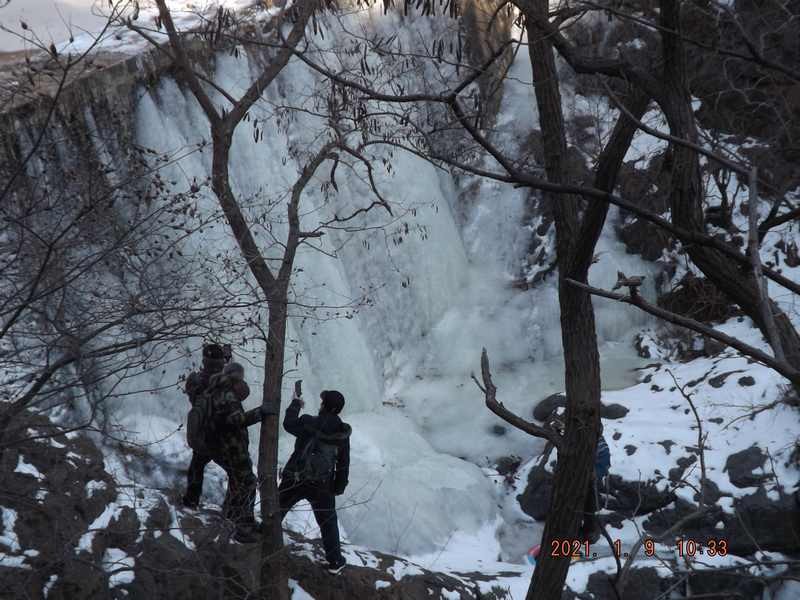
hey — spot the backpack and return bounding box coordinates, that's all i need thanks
[294,433,339,485]
[186,383,226,454]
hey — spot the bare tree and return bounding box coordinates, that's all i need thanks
[126,2,393,596]
[0,5,260,461]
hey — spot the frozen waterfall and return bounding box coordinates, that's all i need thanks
[117,8,657,558]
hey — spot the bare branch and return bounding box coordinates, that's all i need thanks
[472,348,564,449]
[564,278,800,386]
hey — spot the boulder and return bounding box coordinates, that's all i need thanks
[601,404,629,420]
[581,567,675,600]
[688,570,764,599]
[658,274,738,323]
[533,393,566,421]
[495,456,522,477]
[532,394,628,421]
[725,488,800,555]
[605,475,676,516]
[517,465,554,521]
[724,446,768,488]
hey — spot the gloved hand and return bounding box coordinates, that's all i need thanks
[293,394,305,408]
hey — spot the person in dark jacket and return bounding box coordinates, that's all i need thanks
[280,389,351,573]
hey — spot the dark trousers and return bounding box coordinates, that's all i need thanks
[184,451,256,525]
[581,476,600,534]
[279,478,343,564]
[184,452,211,506]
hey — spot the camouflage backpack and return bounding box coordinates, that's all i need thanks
[186,383,225,454]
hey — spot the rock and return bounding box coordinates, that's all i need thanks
[669,455,697,483]
[619,218,674,261]
[495,456,522,477]
[658,274,738,323]
[624,445,637,456]
[580,567,675,600]
[533,393,628,421]
[688,570,764,599]
[605,475,676,516]
[490,424,508,436]
[533,393,566,421]
[600,403,629,419]
[695,479,722,505]
[725,489,800,555]
[103,506,141,551]
[724,446,768,488]
[643,498,722,539]
[738,376,756,386]
[708,370,745,388]
[644,490,800,557]
[517,465,554,521]
[657,440,676,455]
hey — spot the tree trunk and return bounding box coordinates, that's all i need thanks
[258,299,289,600]
[210,130,289,599]
[525,2,603,597]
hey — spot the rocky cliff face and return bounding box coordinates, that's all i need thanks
[0,410,515,600]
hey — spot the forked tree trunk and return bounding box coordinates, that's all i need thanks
[258,300,289,600]
[524,1,603,597]
[210,131,290,600]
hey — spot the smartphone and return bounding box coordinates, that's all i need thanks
[294,380,302,397]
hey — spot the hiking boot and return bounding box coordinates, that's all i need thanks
[232,525,259,544]
[327,558,346,575]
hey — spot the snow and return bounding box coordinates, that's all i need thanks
[78,502,122,554]
[43,574,58,598]
[86,480,108,497]
[289,579,315,599]
[386,559,425,581]
[0,506,21,552]
[102,547,136,586]
[0,506,30,570]
[39,1,273,56]
[14,455,44,480]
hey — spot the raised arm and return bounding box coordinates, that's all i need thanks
[283,396,307,436]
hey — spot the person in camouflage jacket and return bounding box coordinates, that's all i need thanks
[204,362,262,541]
[182,345,262,543]
[182,344,230,510]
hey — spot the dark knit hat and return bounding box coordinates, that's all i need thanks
[320,390,345,414]
[202,343,226,374]
[203,344,225,360]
